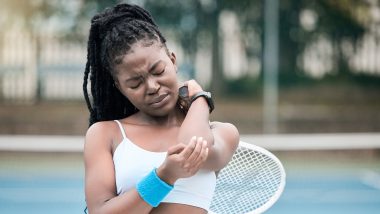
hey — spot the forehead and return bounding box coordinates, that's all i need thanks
[116,41,167,74]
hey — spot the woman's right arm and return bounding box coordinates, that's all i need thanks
[84,122,208,214]
[84,122,153,214]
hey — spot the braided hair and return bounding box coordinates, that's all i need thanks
[83,3,168,126]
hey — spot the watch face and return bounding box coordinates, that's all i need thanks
[179,86,189,98]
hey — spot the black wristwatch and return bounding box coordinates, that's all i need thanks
[191,91,214,113]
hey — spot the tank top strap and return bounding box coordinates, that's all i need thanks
[114,120,127,140]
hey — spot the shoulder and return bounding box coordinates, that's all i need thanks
[85,120,118,139]
[84,120,120,153]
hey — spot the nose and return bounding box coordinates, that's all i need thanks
[146,76,160,95]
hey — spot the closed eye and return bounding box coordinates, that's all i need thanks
[130,82,141,89]
[126,77,142,89]
[152,63,166,75]
[154,67,165,75]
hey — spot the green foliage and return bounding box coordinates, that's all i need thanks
[224,71,380,99]
[321,72,380,88]
[279,71,380,89]
[224,75,262,98]
[279,0,369,76]
[278,71,317,88]
[2,0,377,95]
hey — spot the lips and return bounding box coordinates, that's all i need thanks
[149,93,169,107]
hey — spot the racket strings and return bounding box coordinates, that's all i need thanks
[210,146,283,214]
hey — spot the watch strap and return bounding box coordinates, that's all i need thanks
[190,91,214,113]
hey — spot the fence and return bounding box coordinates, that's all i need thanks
[0,31,86,103]
[1,11,380,103]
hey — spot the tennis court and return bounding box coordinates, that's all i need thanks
[0,134,380,213]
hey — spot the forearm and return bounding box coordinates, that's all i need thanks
[177,97,214,146]
[178,102,240,171]
[87,189,152,214]
[176,80,238,171]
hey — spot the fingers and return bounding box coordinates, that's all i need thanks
[179,136,197,159]
[162,136,209,180]
[193,146,208,170]
[186,137,205,166]
[180,136,209,170]
[184,80,203,97]
[167,143,186,155]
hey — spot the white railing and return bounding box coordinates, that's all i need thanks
[1,133,380,152]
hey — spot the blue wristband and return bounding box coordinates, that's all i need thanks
[136,168,174,207]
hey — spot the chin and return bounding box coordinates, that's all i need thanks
[151,103,177,116]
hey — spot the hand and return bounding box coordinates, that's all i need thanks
[177,80,204,113]
[157,136,209,185]
[182,80,203,98]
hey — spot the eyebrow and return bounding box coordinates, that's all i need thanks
[125,60,163,83]
[125,76,141,83]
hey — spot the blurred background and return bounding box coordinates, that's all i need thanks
[0,0,379,213]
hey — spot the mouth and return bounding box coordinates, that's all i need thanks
[149,93,169,107]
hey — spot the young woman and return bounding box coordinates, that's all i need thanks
[83,3,239,214]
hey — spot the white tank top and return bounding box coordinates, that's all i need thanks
[113,120,216,211]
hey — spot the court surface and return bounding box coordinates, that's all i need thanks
[0,134,380,213]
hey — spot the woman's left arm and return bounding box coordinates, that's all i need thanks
[203,121,239,171]
[177,80,239,171]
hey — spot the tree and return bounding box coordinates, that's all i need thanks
[70,0,262,95]
[278,0,369,79]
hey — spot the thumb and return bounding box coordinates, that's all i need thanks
[167,143,185,155]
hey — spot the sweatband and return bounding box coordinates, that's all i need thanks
[136,168,174,207]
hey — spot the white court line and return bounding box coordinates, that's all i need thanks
[360,170,380,190]
[0,187,83,203]
[0,135,83,152]
[282,188,380,203]
[242,133,380,150]
[0,133,380,152]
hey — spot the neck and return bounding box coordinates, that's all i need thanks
[131,107,184,127]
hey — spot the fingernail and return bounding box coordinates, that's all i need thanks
[192,136,197,141]
[203,140,207,146]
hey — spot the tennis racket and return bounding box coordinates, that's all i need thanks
[209,141,286,214]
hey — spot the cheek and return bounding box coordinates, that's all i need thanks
[117,86,144,105]
[166,69,179,86]
[116,84,129,97]
[124,89,143,101]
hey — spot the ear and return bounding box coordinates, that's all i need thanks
[114,80,121,90]
[170,52,177,71]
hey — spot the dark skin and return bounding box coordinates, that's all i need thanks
[84,41,239,214]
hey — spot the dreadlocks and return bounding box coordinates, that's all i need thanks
[83,3,167,126]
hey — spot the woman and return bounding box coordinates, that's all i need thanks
[83,3,239,214]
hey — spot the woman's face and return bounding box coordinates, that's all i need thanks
[114,41,179,117]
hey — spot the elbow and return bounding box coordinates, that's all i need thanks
[202,148,232,171]
[86,199,113,214]
[204,124,239,171]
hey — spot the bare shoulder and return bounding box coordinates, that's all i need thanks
[86,120,117,137]
[84,121,119,153]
